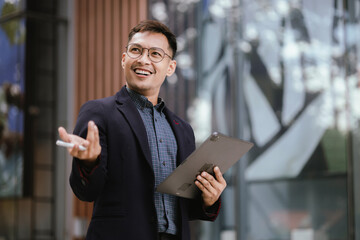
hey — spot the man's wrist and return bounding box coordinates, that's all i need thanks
[80,156,100,172]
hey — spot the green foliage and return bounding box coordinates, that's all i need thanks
[0,2,25,45]
[1,2,17,16]
[321,129,347,173]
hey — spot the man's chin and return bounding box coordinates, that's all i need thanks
[127,84,150,94]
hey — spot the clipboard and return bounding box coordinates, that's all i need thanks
[156,132,254,199]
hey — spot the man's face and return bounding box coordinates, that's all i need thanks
[122,31,176,100]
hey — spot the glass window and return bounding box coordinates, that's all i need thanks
[149,0,360,239]
[0,0,25,17]
[0,4,26,198]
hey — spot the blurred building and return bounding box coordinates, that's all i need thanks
[0,0,359,239]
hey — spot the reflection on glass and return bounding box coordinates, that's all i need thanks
[241,0,355,178]
[248,179,347,239]
[0,14,25,197]
[242,0,352,238]
[149,0,359,239]
[0,0,25,18]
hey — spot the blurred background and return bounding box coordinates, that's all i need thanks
[0,0,359,239]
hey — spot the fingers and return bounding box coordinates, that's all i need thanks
[58,126,71,142]
[86,121,95,141]
[58,126,85,148]
[196,167,224,190]
[85,121,101,150]
[88,121,102,159]
[93,123,100,147]
[213,166,226,185]
[57,121,101,162]
[69,142,82,156]
[195,173,213,195]
[195,171,218,194]
[195,166,227,207]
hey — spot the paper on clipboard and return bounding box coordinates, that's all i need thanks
[156,132,254,199]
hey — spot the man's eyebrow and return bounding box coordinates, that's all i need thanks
[132,43,165,49]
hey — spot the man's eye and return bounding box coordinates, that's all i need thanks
[151,50,163,57]
[130,47,141,53]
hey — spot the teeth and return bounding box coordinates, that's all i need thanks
[135,69,151,75]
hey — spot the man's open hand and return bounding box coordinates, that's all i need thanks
[58,121,101,162]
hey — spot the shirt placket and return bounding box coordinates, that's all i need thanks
[128,90,177,234]
[152,109,167,207]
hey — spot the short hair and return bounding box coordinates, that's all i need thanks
[128,20,177,59]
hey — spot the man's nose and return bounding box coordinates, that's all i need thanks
[137,49,151,63]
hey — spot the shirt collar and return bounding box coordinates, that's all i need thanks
[126,86,165,112]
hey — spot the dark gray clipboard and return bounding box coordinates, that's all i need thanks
[156,132,254,199]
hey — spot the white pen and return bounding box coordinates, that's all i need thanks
[56,140,87,151]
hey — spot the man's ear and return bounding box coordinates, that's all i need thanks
[166,60,177,76]
[121,53,126,69]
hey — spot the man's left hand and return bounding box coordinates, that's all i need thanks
[195,166,227,207]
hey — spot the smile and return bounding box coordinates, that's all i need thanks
[134,69,152,76]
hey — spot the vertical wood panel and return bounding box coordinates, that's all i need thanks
[95,1,104,99]
[121,0,129,84]
[79,0,88,107]
[73,1,148,238]
[130,0,138,28]
[138,0,148,21]
[112,0,121,91]
[74,0,80,117]
[103,0,112,97]
[88,0,96,100]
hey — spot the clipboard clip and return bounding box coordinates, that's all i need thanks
[210,132,220,141]
[197,163,215,178]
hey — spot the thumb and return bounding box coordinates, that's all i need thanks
[58,126,71,142]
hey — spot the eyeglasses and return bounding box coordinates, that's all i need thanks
[126,43,172,63]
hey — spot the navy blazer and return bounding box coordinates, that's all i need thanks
[70,86,219,240]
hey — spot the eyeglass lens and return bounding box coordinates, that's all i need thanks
[127,44,166,63]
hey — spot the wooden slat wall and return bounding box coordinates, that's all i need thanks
[75,0,147,108]
[73,0,147,237]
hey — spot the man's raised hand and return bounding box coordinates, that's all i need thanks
[58,121,101,163]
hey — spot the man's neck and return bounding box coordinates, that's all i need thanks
[147,96,158,106]
[126,85,159,105]
[126,86,161,106]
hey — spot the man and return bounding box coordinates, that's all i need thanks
[58,20,226,240]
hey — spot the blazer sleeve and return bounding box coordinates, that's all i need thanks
[186,195,221,221]
[69,100,109,202]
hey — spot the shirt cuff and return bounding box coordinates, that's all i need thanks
[203,198,221,220]
[77,157,100,182]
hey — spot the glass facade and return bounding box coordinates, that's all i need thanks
[150,0,360,239]
[0,0,63,239]
[0,0,26,198]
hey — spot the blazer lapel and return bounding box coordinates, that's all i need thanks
[115,87,153,170]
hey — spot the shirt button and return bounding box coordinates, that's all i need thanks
[81,179,86,186]
[159,139,163,143]
[162,161,166,166]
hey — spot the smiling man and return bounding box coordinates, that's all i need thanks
[123,30,176,105]
[58,20,226,240]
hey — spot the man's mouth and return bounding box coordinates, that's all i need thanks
[134,69,153,76]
